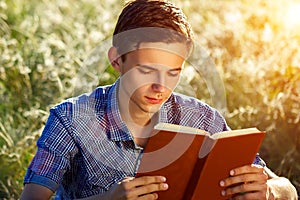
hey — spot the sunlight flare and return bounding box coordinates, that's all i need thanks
[284,2,300,30]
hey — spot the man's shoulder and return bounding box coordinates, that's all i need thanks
[170,92,213,112]
[50,84,115,117]
[164,93,229,133]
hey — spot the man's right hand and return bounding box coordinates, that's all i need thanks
[103,176,168,200]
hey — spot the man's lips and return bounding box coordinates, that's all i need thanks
[145,96,163,104]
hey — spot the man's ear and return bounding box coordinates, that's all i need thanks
[108,47,121,72]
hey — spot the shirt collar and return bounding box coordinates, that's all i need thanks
[107,79,134,141]
[159,93,178,124]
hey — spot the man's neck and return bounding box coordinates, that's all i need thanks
[121,111,158,148]
[117,85,159,147]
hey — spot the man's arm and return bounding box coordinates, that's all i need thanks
[21,176,168,200]
[20,183,54,200]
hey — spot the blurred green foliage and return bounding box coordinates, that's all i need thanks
[0,0,299,198]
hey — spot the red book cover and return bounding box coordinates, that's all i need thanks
[136,123,266,200]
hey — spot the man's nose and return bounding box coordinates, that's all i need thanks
[151,72,167,92]
[151,83,166,93]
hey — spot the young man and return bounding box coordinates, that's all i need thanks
[21,0,297,199]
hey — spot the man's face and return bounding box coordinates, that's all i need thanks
[118,43,185,115]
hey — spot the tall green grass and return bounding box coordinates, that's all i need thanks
[0,0,299,198]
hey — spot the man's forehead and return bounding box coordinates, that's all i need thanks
[125,46,185,70]
[138,42,189,58]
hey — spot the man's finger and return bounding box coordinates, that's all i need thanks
[230,164,264,176]
[221,172,268,187]
[121,176,166,190]
[130,182,168,197]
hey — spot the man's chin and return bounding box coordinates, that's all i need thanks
[144,105,162,114]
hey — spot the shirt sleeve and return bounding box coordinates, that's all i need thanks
[24,105,78,192]
[253,153,266,167]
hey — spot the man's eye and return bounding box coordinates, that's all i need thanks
[168,70,180,77]
[137,68,153,74]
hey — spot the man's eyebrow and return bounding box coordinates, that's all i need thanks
[136,64,182,71]
[169,67,182,72]
[136,64,157,70]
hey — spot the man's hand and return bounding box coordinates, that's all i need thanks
[219,164,270,200]
[104,176,168,200]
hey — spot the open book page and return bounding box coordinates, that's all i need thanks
[211,127,261,139]
[155,123,262,140]
[154,122,208,135]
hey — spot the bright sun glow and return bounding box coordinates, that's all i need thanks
[284,2,300,30]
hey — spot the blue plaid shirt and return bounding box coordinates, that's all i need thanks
[24,79,265,199]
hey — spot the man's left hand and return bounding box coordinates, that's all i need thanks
[219,164,271,200]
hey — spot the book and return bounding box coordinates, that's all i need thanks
[136,123,266,200]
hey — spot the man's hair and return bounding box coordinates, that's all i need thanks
[112,0,194,58]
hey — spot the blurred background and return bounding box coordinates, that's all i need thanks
[0,0,299,198]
